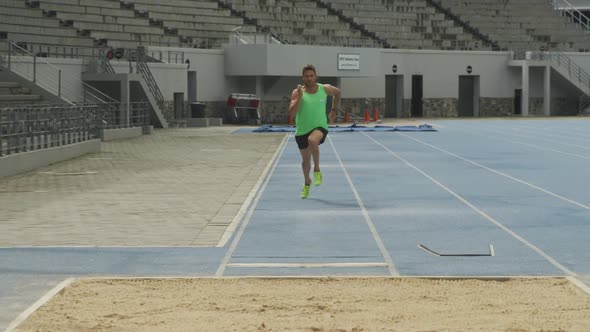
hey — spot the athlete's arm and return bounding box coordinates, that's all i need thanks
[323,84,341,109]
[323,84,341,124]
[288,85,304,115]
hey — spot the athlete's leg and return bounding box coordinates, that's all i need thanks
[299,147,312,186]
[308,130,324,173]
[308,129,325,186]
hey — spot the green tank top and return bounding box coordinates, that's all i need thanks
[295,83,328,136]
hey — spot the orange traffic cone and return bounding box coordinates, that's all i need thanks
[288,113,294,126]
[364,108,370,124]
[344,111,350,123]
[373,107,379,122]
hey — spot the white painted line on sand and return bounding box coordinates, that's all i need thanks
[566,276,590,296]
[4,278,76,332]
[226,262,388,268]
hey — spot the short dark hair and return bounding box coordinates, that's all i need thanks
[302,64,316,75]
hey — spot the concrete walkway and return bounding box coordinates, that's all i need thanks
[0,127,285,247]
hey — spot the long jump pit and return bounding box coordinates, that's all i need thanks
[10,276,590,332]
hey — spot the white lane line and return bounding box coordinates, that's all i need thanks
[215,134,290,276]
[478,124,590,151]
[226,262,388,268]
[443,122,590,161]
[418,242,495,257]
[328,136,399,276]
[398,133,590,212]
[362,132,576,277]
[566,276,590,296]
[4,278,76,332]
[509,123,590,140]
[217,134,291,247]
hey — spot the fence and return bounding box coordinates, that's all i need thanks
[0,103,149,157]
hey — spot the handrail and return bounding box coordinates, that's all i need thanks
[0,104,99,156]
[1,40,71,103]
[98,48,115,74]
[530,50,590,91]
[135,47,165,107]
[1,40,119,105]
[580,93,590,112]
[230,30,283,45]
[530,49,590,114]
[548,0,590,32]
[0,102,150,157]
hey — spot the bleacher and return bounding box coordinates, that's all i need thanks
[0,0,95,52]
[437,0,590,53]
[124,0,257,48]
[1,0,588,52]
[0,81,41,105]
[226,0,382,47]
[324,0,491,50]
[0,0,255,52]
[36,0,183,49]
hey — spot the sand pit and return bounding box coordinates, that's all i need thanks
[14,277,590,332]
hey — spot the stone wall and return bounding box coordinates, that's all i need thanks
[479,98,513,117]
[402,99,412,118]
[529,98,545,116]
[161,101,174,122]
[505,97,579,116]
[341,98,386,121]
[423,98,458,117]
[180,96,583,124]
[256,100,288,124]
[257,98,388,124]
[202,101,227,119]
[551,98,579,116]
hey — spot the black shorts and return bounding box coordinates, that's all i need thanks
[295,127,328,150]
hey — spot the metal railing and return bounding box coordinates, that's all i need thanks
[0,40,119,105]
[147,49,185,64]
[135,47,165,108]
[0,41,68,102]
[230,27,283,45]
[548,0,590,32]
[530,50,590,90]
[98,48,115,74]
[0,104,99,157]
[580,93,590,112]
[7,43,102,60]
[99,101,150,129]
[530,50,590,112]
[0,102,150,157]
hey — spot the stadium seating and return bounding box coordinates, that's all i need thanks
[122,0,257,48]
[226,0,382,47]
[0,81,42,104]
[323,0,491,50]
[0,0,587,53]
[437,0,590,53]
[0,0,95,52]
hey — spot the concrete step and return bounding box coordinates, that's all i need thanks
[0,94,42,101]
[0,82,32,95]
[0,82,20,88]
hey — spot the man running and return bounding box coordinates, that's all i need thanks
[288,64,341,199]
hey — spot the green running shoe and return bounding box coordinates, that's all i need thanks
[314,171,322,186]
[301,184,310,199]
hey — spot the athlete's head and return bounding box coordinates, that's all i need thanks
[302,64,317,86]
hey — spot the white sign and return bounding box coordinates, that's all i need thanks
[338,53,360,70]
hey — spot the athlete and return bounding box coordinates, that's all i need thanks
[288,64,341,199]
